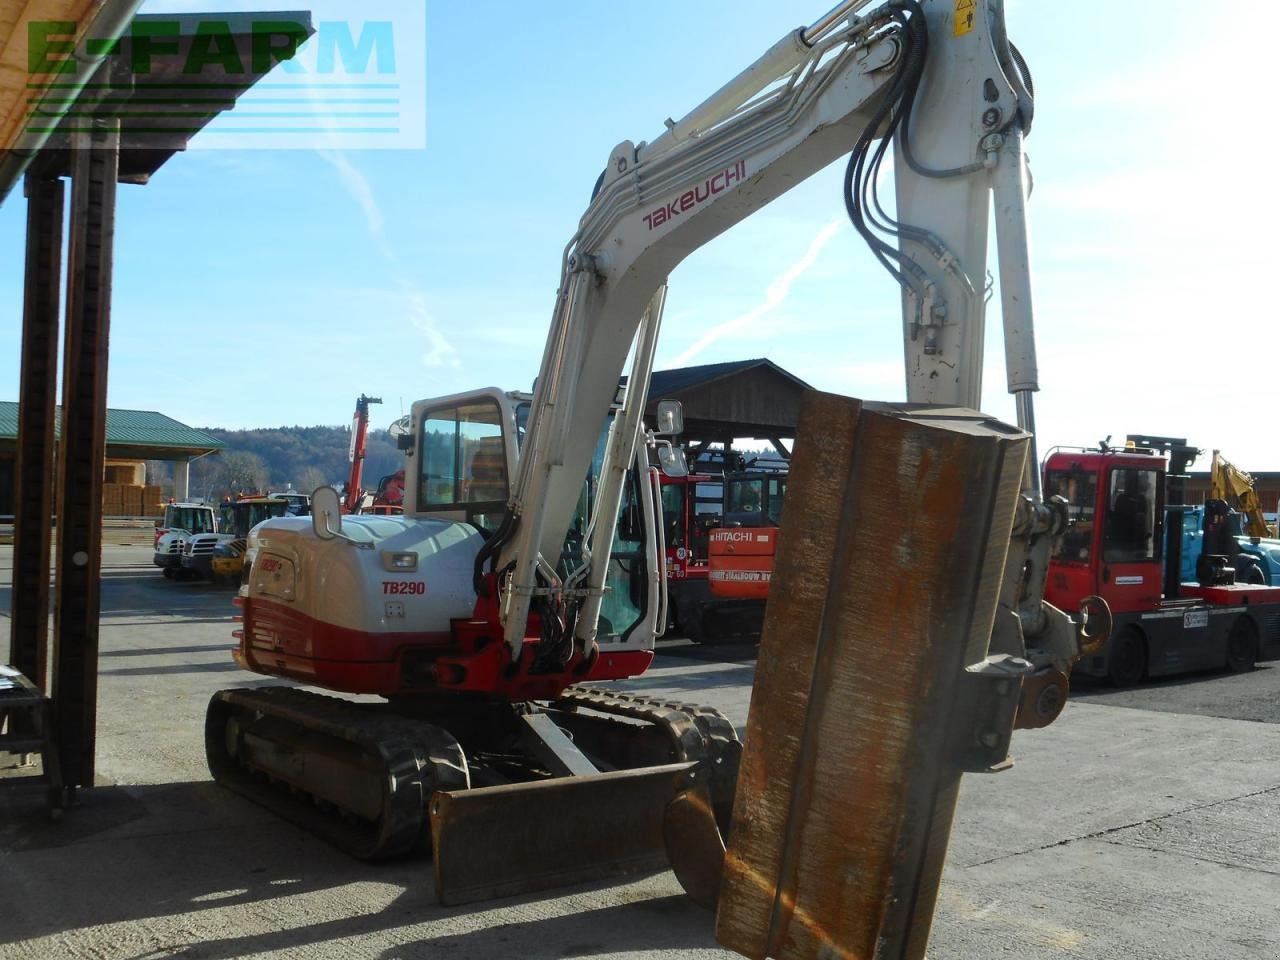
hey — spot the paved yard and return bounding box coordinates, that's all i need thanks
[2,544,1278,959]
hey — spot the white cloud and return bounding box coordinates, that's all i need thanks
[319,150,385,241]
[668,219,844,367]
[316,150,458,369]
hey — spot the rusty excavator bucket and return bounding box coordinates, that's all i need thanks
[431,391,1046,945]
[712,394,1037,960]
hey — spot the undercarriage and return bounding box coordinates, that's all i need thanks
[205,683,740,904]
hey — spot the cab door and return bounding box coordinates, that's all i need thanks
[1098,464,1164,613]
[1044,465,1100,612]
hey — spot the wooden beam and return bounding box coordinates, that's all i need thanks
[9,173,64,689]
[52,117,118,792]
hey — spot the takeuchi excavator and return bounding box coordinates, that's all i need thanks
[205,0,1104,935]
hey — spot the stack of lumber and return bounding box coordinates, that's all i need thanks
[122,486,143,516]
[101,483,160,516]
[142,485,164,516]
[101,484,124,516]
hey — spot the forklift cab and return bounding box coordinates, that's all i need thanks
[1044,450,1165,616]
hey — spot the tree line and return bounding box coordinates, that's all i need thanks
[148,425,403,501]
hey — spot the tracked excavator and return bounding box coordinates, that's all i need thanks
[206,0,1106,928]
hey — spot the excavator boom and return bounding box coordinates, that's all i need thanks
[494,0,1052,658]
[1212,449,1271,538]
[342,394,381,514]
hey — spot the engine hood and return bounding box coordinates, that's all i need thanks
[244,515,486,636]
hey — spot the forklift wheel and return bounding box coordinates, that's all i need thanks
[1107,628,1146,688]
[162,568,174,579]
[1226,617,1259,674]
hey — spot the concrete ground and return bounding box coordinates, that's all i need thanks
[2,543,1278,959]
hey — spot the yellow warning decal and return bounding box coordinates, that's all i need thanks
[954,0,976,36]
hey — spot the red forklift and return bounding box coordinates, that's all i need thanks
[1044,444,1280,686]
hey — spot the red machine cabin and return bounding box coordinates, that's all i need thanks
[659,469,781,643]
[707,470,787,602]
[1043,447,1280,685]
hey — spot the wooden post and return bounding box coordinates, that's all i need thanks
[9,175,65,689]
[52,119,120,792]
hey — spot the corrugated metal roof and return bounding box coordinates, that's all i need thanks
[0,401,223,451]
[0,401,17,440]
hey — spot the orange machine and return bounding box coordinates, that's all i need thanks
[708,470,785,601]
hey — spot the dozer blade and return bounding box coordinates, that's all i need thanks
[430,761,697,906]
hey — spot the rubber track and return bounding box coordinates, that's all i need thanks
[557,685,742,807]
[206,686,468,860]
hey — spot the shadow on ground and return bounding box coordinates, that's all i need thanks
[379,895,714,960]
[622,665,756,696]
[656,638,758,665]
[0,778,722,960]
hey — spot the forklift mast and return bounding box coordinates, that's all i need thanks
[1125,434,1200,506]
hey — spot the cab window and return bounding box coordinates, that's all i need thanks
[171,507,214,534]
[660,482,686,548]
[510,401,648,643]
[1045,469,1097,563]
[726,478,764,514]
[1103,467,1160,563]
[767,477,786,525]
[247,502,289,529]
[419,401,509,532]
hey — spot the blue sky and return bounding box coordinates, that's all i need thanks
[2,1,1275,470]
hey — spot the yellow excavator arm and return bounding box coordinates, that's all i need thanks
[1211,449,1272,538]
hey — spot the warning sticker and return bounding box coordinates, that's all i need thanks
[954,0,976,36]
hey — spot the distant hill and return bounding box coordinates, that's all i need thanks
[184,424,402,499]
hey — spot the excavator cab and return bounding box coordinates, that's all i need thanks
[410,391,515,534]
[722,471,786,528]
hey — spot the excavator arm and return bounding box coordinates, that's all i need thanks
[1212,449,1272,539]
[490,0,1091,686]
[342,394,381,514]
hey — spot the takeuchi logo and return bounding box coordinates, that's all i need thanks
[643,160,746,231]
